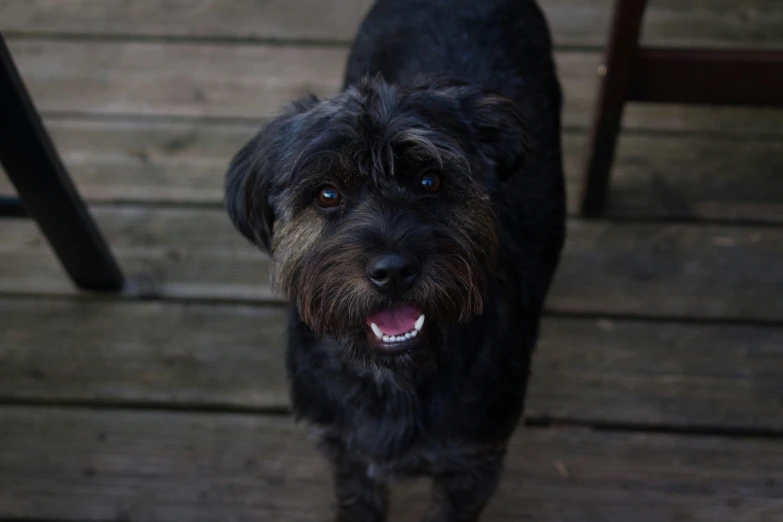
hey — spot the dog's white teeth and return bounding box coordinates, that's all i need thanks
[376,321,422,343]
[370,322,384,340]
[414,314,425,331]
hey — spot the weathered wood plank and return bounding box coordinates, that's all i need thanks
[593,133,783,222]
[0,207,277,301]
[1,207,782,321]
[6,40,783,133]
[1,0,782,49]
[550,220,783,321]
[0,407,780,522]
[0,118,244,205]
[1,118,781,222]
[7,40,343,119]
[0,298,289,409]
[0,0,374,42]
[531,317,783,428]
[2,297,782,430]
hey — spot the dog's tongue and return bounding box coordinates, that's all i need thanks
[367,303,422,335]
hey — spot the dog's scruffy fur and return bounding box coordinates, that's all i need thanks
[225,0,565,520]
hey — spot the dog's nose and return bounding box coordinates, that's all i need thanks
[366,252,420,293]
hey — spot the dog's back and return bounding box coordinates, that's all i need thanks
[345,0,560,125]
[345,0,555,90]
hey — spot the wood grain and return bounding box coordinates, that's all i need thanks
[1,0,782,49]
[594,133,783,222]
[0,407,780,522]
[1,207,782,321]
[549,219,783,321]
[1,298,782,430]
[0,298,290,409]
[1,117,781,222]
[6,40,783,133]
[530,317,783,428]
[6,39,344,119]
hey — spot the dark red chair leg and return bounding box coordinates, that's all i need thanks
[0,35,124,291]
[579,0,649,217]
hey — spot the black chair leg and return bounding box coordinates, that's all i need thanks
[0,195,28,218]
[0,35,124,291]
[579,0,649,217]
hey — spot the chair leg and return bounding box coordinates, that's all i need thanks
[0,35,124,291]
[579,0,649,217]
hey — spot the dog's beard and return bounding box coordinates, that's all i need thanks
[272,224,496,366]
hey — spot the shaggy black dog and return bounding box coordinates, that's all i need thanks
[224,0,564,520]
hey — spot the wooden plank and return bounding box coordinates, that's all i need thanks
[529,317,783,428]
[0,207,277,301]
[6,40,344,119]
[0,407,780,522]
[1,298,782,430]
[550,220,783,321]
[0,0,376,42]
[1,207,782,321]
[592,133,783,222]
[0,298,289,409]
[0,118,251,205]
[1,118,781,223]
[1,0,783,49]
[6,40,783,133]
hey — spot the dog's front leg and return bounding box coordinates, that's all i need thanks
[324,442,389,522]
[424,451,505,522]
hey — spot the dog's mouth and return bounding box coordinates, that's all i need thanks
[365,302,426,353]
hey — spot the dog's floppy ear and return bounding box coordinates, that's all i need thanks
[225,134,275,252]
[464,93,529,182]
[225,97,319,253]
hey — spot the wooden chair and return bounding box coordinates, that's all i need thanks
[580,0,783,216]
[0,34,124,290]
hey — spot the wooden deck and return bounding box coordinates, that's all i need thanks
[1,1,782,520]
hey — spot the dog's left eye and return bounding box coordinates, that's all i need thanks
[315,185,342,208]
[419,173,441,193]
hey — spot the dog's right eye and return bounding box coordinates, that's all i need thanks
[315,185,342,208]
[419,173,441,193]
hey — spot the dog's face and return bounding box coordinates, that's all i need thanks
[226,76,527,368]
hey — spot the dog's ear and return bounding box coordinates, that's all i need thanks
[225,134,275,252]
[463,93,528,182]
[225,96,319,253]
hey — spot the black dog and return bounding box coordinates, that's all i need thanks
[225,0,564,520]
